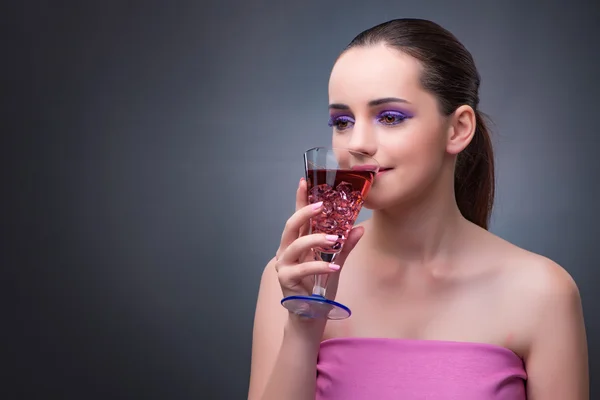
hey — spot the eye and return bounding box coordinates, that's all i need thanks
[328,115,355,131]
[377,110,408,126]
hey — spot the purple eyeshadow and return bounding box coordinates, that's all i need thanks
[328,115,355,127]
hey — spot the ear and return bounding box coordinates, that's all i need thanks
[446,105,476,155]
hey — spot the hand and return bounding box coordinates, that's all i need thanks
[274,178,364,302]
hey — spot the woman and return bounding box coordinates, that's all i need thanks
[248,18,588,400]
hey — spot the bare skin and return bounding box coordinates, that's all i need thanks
[326,219,580,361]
[248,44,588,400]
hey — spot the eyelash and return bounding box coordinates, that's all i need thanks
[328,111,409,131]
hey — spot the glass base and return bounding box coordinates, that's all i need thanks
[281,295,351,320]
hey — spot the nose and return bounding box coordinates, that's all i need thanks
[346,119,378,157]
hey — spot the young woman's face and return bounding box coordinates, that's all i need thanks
[328,43,450,210]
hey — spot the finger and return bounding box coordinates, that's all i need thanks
[295,177,308,212]
[296,178,310,237]
[276,178,311,260]
[279,233,339,264]
[333,225,365,267]
[278,260,340,284]
[298,224,309,238]
[278,201,324,253]
[318,226,365,299]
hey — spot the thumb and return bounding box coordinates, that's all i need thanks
[335,225,365,266]
[295,177,308,212]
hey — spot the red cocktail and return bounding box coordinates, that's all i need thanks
[281,147,379,320]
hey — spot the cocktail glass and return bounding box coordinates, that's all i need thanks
[280,147,379,319]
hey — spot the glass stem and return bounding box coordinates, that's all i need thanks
[312,274,328,297]
[312,252,337,297]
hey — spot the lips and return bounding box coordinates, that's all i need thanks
[351,164,379,172]
[376,168,392,177]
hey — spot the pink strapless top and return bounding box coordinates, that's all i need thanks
[316,337,527,400]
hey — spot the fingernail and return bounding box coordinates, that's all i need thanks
[325,235,338,242]
[329,264,340,270]
[312,201,323,210]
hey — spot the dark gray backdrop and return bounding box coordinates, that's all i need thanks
[4,1,599,399]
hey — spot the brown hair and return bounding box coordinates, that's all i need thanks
[344,18,495,230]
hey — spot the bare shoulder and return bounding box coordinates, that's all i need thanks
[481,230,585,348]
[481,232,589,397]
[486,232,580,301]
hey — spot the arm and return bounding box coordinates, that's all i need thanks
[247,257,325,400]
[248,178,364,400]
[525,261,589,399]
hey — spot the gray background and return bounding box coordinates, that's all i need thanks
[4,0,599,399]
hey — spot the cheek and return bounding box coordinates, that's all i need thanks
[382,123,445,162]
[381,124,447,189]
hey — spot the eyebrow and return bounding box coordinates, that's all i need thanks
[328,97,410,110]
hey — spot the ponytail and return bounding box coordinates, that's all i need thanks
[454,111,495,230]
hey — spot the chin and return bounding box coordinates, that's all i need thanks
[365,168,438,212]
[362,192,398,211]
[363,182,418,212]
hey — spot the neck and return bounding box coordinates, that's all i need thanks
[365,177,467,264]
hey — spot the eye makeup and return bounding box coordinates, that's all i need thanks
[327,114,354,127]
[328,109,414,131]
[376,110,413,125]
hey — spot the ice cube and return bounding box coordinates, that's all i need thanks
[336,181,353,194]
